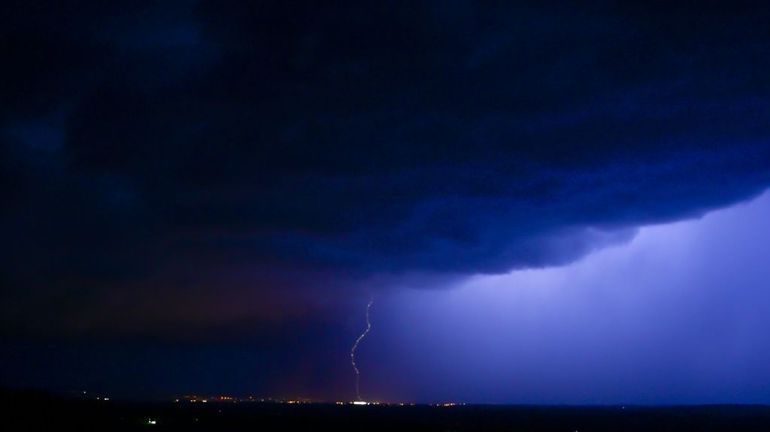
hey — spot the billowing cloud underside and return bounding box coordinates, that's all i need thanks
[3,1,770,333]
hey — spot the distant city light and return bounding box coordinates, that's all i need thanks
[167,395,459,407]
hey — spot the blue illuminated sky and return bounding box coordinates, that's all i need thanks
[365,191,770,403]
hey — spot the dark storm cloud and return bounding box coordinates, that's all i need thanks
[3,1,770,335]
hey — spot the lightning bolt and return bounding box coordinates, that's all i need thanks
[350,294,374,401]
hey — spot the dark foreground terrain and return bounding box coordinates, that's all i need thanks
[4,389,770,431]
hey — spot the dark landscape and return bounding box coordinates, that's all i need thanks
[5,388,770,431]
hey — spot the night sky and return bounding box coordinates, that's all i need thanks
[3,1,770,403]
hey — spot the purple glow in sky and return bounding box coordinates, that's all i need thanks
[364,191,770,404]
[7,3,770,405]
